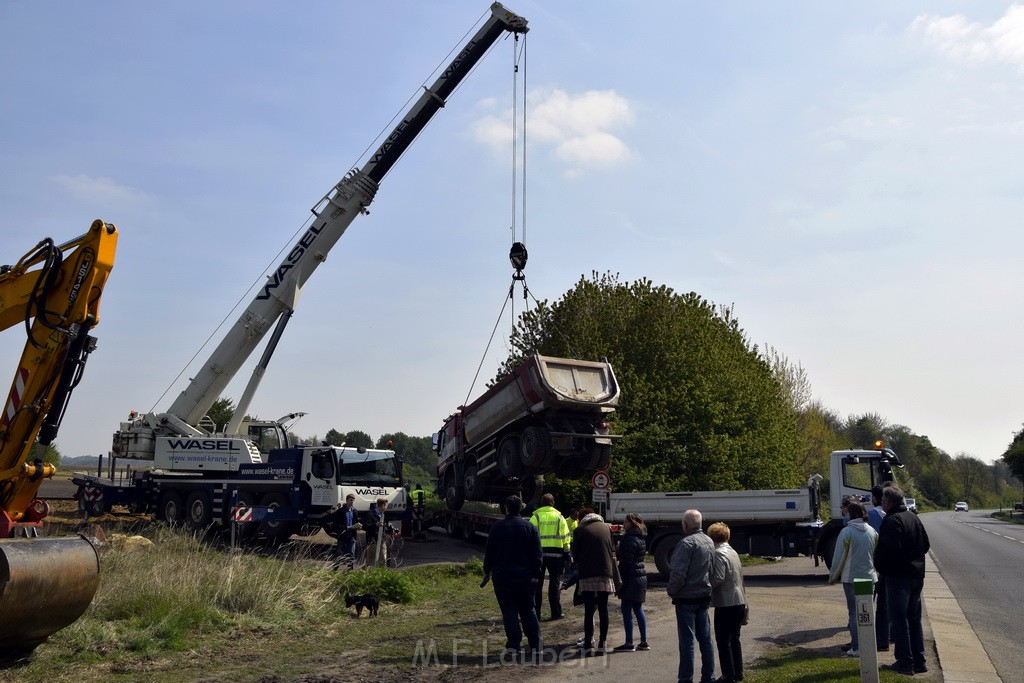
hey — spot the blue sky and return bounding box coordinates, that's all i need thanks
[3,2,1023,466]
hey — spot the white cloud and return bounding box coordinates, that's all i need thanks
[50,174,150,205]
[473,88,634,171]
[911,5,1024,68]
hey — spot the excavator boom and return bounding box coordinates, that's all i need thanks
[0,219,117,654]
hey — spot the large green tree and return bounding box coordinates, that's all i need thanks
[1003,425,1024,483]
[502,273,800,503]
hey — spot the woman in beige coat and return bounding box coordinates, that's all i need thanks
[709,522,746,683]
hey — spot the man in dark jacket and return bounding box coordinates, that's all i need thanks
[874,485,931,676]
[483,495,543,656]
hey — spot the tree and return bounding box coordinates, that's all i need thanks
[502,272,801,501]
[343,430,374,449]
[953,453,986,502]
[1002,425,1024,483]
[205,397,236,431]
[324,429,346,446]
[37,442,61,468]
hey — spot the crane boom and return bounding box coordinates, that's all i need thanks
[165,3,528,430]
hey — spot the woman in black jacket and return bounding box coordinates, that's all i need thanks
[614,512,649,651]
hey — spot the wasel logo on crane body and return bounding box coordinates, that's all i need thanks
[256,223,325,301]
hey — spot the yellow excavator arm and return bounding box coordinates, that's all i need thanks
[0,219,117,654]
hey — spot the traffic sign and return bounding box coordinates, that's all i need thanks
[592,471,610,489]
[592,488,610,504]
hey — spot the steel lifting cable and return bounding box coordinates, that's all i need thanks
[463,30,531,404]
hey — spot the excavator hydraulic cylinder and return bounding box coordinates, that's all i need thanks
[0,536,100,654]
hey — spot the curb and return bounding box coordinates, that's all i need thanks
[924,553,1001,682]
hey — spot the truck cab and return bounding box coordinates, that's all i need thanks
[828,447,902,518]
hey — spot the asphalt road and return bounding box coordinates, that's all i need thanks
[924,508,1024,682]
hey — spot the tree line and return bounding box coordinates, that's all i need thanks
[52,272,1018,512]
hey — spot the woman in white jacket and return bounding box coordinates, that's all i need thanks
[709,522,746,683]
[828,501,879,656]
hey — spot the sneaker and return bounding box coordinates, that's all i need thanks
[914,664,929,673]
[613,643,635,652]
[576,637,592,649]
[877,644,890,652]
[845,648,858,657]
[636,641,650,651]
[839,642,853,651]
[595,642,607,655]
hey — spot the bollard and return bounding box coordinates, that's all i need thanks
[853,577,879,682]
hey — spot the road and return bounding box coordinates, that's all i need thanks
[924,508,1024,682]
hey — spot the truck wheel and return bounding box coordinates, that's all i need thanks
[498,438,523,478]
[445,484,465,512]
[259,492,295,545]
[654,535,681,577]
[587,443,611,470]
[185,491,213,530]
[818,531,838,570]
[520,426,551,469]
[520,475,544,508]
[464,465,485,500]
[159,491,184,526]
[446,514,460,538]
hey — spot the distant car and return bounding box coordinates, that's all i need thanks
[905,497,918,514]
[954,501,969,512]
[1014,502,1024,511]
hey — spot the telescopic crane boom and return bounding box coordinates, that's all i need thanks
[116,3,528,463]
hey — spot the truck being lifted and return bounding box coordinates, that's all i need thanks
[75,3,529,541]
[435,354,619,511]
[608,446,903,576]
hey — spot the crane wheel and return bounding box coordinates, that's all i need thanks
[159,491,185,527]
[185,491,213,530]
[0,536,100,653]
[259,493,295,545]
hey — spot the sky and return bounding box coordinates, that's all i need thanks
[2,1,1023,466]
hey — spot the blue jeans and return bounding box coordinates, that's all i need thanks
[886,576,925,670]
[843,582,858,650]
[621,598,647,643]
[493,577,541,651]
[675,599,715,683]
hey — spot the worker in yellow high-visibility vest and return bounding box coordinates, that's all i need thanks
[530,493,572,620]
[566,508,580,536]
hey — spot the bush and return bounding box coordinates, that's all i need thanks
[335,566,416,604]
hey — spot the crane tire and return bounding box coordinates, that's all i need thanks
[159,491,185,526]
[185,491,213,530]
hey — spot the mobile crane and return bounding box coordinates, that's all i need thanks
[0,220,118,653]
[75,3,530,540]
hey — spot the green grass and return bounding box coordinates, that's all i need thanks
[744,647,926,682]
[0,522,506,683]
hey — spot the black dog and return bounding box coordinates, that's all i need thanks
[345,593,379,617]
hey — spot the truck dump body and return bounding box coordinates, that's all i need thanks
[436,355,619,511]
[462,355,619,445]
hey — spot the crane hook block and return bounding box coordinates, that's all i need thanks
[509,242,528,272]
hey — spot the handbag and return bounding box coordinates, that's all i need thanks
[572,583,584,606]
[740,604,749,626]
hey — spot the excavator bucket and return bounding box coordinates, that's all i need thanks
[0,536,100,654]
